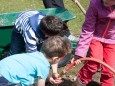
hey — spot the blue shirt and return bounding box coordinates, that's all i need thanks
[0,51,50,86]
[15,10,46,53]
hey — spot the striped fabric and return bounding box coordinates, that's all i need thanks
[15,10,45,53]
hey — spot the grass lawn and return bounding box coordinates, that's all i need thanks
[1,1,115,85]
[0,0,89,35]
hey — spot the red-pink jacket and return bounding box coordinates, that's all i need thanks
[75,0,115,57]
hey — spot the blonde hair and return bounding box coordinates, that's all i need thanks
[41,36,69,58]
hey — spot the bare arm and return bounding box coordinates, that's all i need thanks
[35,78,45,86]
[51,63,58,74]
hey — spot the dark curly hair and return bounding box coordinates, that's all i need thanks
[40,15,68,36]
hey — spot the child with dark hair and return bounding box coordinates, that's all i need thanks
[0,36,71,86]
[8,10,68,56]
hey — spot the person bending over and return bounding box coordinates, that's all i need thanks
[0,36,71,86]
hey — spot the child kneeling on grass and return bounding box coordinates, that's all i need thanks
[0,36,71,86]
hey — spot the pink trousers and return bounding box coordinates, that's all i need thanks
[78,39,115,86]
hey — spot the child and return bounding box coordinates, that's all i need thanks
[73,0,115,86]
[8,10,68,56]
[0,36,70,86]
[7,10,73,68]
[8,10,77,56]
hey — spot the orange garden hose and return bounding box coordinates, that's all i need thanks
[59,57,115,77]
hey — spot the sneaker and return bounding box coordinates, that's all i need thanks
[68,34,79,42]
[72,77,86,86]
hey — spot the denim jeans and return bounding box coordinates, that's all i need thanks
[8,27,25,56]
[8,27,45,56]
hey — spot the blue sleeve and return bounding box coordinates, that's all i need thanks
[24,28,38,53]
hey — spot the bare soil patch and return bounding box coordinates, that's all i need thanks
[46,62,102,86]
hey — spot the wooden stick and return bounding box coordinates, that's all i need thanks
[71,0,86,15]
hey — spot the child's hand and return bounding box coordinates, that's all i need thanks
[48,74,63,85]
[71,55,82,65]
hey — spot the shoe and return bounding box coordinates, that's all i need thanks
[68,34,79,42]
[72,77,86,86]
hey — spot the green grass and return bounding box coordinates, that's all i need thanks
[0,0,89,35]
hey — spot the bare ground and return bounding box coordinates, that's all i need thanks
[46,62,102,86]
